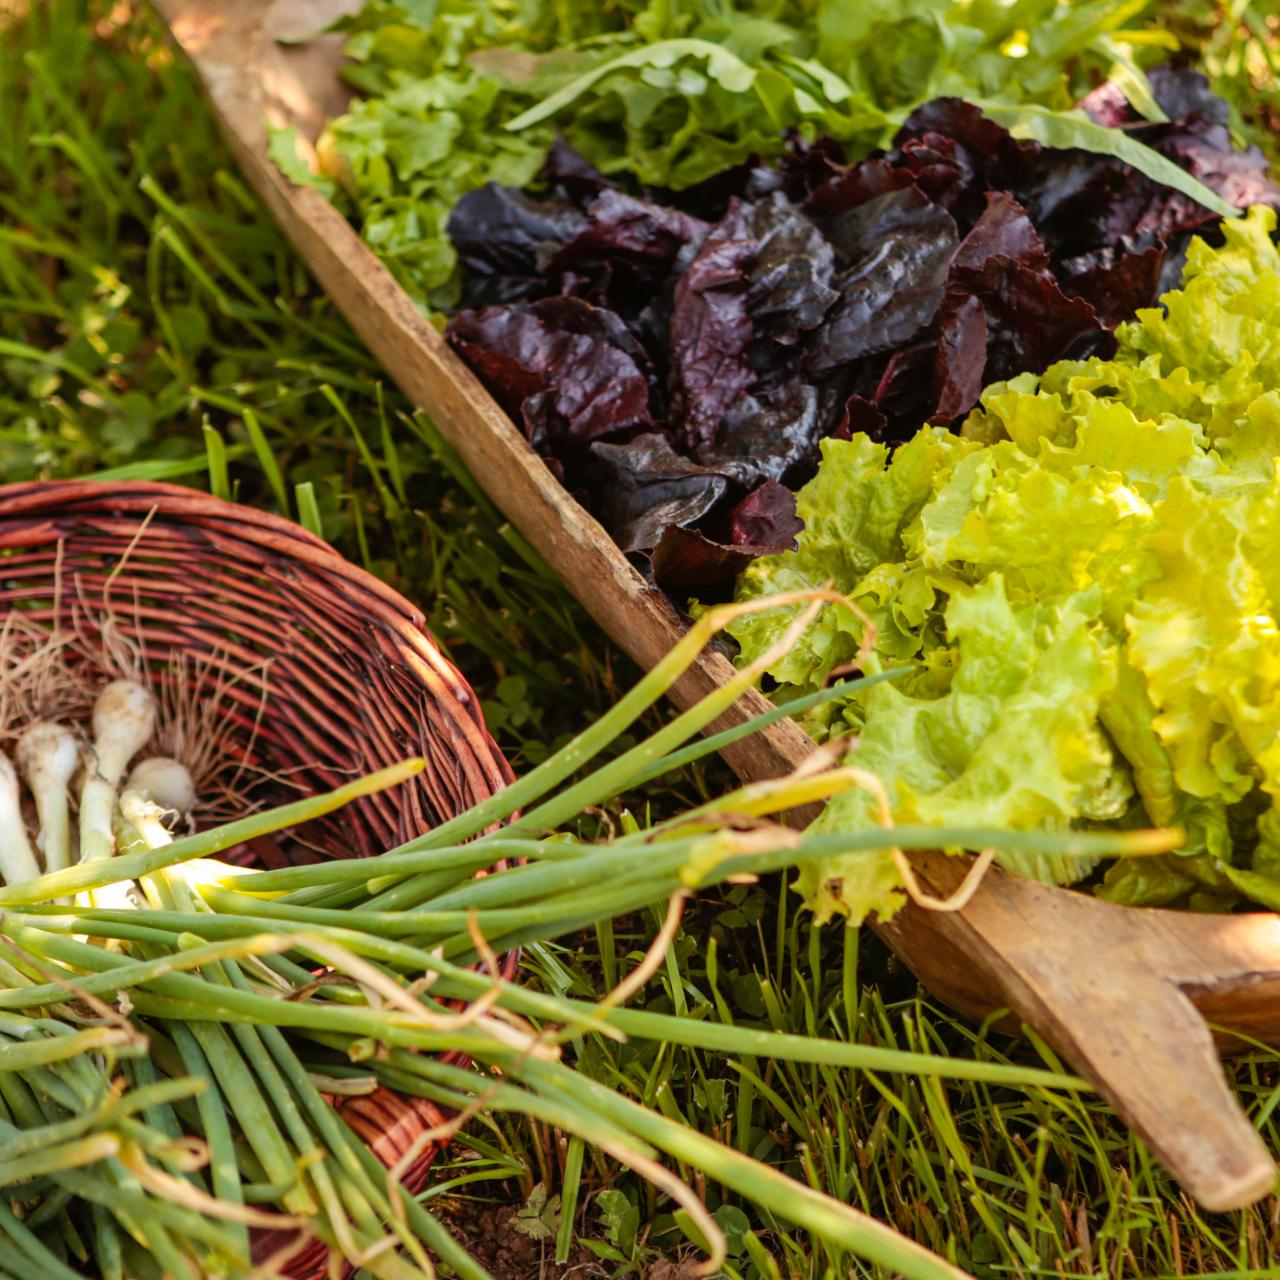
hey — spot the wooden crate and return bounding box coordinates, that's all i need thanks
[153,0,1280,1212]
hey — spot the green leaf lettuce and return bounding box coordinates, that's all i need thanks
[732,206,1280,922]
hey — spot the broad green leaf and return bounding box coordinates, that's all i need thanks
[504,39,757,132]
[1097,36,1168,123]
[976,102,1238,218]
[265,125,337,199]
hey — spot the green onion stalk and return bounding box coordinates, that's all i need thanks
[0,598,1176,1279]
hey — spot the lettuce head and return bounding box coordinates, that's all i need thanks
[731,207,1280,923]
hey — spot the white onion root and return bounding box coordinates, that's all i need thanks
[0,751,42,885]
[16,720,78,874]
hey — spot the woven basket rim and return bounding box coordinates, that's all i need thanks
[0,475,518,835]
[0,476,430,622]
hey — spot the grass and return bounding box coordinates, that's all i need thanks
[1,1,1279,1276]
[1164,1,1280,159]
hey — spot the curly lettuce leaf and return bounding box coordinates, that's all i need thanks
[801,578,1124,923]
[730,429,979,695]
[1125,472,1280,805]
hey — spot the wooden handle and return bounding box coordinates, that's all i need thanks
[880,854,1279,1211]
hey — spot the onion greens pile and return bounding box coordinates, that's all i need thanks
[0,603,1169,1278]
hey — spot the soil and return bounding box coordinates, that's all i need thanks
[642,1263,703,1280]
[439,1202,706,1279]
[441,1202,607,1279]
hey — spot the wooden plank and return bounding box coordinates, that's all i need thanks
[880,853,1280,1211]
[153,0,1280,1211]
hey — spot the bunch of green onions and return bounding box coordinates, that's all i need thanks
[0,600,1174,1280]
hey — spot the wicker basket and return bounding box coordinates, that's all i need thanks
[0,479,516,1275]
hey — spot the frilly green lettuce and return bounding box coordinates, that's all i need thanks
[732,206,1280,923]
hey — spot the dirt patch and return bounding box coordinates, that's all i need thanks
[644,1261,704,1280]
[440,1202,609,1279]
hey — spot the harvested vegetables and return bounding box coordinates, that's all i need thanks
[316,0,1236,310]
[444,71,1275,589]
[304,3,1280,596]
[293,5,1280,930]
[729,206,1280,922]
[0,607,1162,1278]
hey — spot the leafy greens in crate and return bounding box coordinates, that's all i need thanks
[443,71,1276,590]
[319,0,1232,311]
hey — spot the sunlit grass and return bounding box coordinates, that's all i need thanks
[1162,0,1280,160]
[1,1,1278,1275]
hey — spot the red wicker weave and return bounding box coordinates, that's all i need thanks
[0,480,515,1276]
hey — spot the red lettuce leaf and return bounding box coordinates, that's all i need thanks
[1058,245,1165,327]
[930,191,1102,414]
[979,261,1110,378]
[699,380,825,488]
[544,189,709,303]
[932,293,989,421]
[447,184,587,306]
[807,188,959,373]
[588,434,729,553]
[667,201,759,449]
[834,393,890,442]
[447,297,654,447]
[743,194,839,343]
[729,479,803,547]
[651,482,801,593]
[540,136,616,203]
[652,531,776,594]
[952,191,1047,270]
